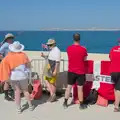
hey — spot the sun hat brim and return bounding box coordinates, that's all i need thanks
[4,36,15,41]
[9,44,24,52]
[46,41,56,45]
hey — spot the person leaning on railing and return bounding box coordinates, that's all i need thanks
[0,41,34,114]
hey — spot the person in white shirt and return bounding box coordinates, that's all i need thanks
[7,41,34,114]
[41,39,61,102]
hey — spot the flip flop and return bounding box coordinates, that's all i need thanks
[114,108,120,112]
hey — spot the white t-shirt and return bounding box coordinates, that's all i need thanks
[48,46,61,62]
[10,64,29,81]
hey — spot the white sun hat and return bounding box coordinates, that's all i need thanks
[4,33,15,41]
[9,41,24,52]
[46,39,56,45]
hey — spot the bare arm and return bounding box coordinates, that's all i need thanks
[26,62,31,68]
[53,61,60,76]
[41,52,48,59]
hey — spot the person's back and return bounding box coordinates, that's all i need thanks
[109,42,120,112]
[0,33,14,101]
[0,42,10,57]
[63,33,88,110]
[67,44,87,74]
[0,33,14,60]
[109,46,120,72]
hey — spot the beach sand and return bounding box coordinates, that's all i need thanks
[25,51,110,61]
[0,93,120,120]
[0,51,118,120]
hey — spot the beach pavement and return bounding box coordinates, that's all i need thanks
[0,94,120,120]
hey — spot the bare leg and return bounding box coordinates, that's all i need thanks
[51,83,56,95]
[4,82,13,101]
[114,89,120,109]
[63,85,72,108]
[4,82,9,90]
[23,90,32,107]
[14,85,21,108]
[50,83,57,102]
[65,85,72,99]
[45,80,53,96]
[78,85,87,109]
[77,85,83,103]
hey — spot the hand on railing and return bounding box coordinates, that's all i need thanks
[41,52,48,59]
[41,52,45,57]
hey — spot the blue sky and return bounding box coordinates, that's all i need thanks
[0,0,120,30]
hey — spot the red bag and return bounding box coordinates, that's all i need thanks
[72,81,92,104]
[31,80,42,100]
[98,83,115,100]
[96,95,108,107]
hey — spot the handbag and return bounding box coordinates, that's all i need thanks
[31,80,42,100]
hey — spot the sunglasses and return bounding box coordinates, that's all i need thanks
[47,44,53,47]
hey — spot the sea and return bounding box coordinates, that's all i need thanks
[0,30,120,54]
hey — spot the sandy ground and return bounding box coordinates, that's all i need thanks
[0,51,116,120]
[0,93,120,120]
[25,51,110,61]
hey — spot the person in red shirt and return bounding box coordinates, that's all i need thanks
[109,41,120,112]
[63,33,88,109]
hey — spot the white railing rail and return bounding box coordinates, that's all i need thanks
[29,58,67,89]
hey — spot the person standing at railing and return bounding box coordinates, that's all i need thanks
[0,33,14,101]
[63,33,88,110]
[0,41,34,114]
[41,39,61,102]
[109,39,120,112]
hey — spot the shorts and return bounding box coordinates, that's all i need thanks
[11,79,28,91]
[44,76,57,84]
[68,72,86,86]
[111,72,120,90]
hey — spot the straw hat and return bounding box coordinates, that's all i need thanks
[46,39,56,45]
[4,33,14,41]
[9,41,24,52]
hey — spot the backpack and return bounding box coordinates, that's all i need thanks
[84,89,98,105]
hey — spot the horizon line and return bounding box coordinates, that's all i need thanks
[1,27,120,31]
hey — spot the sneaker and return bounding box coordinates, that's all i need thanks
[17,107,22,114]
[63,102,68,109]
[79,103,87,110]
[50,94,56,102]
[29,105,34,111]
[5,96,14,101]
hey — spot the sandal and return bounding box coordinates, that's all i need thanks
[50,94,56,102]
[114,108,120,112]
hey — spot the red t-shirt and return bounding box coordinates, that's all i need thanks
[109,46,120,73]
[67,44,88,74]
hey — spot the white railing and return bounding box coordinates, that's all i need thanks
[29,59,67,89]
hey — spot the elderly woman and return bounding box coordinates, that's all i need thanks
[0,41,34,114]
